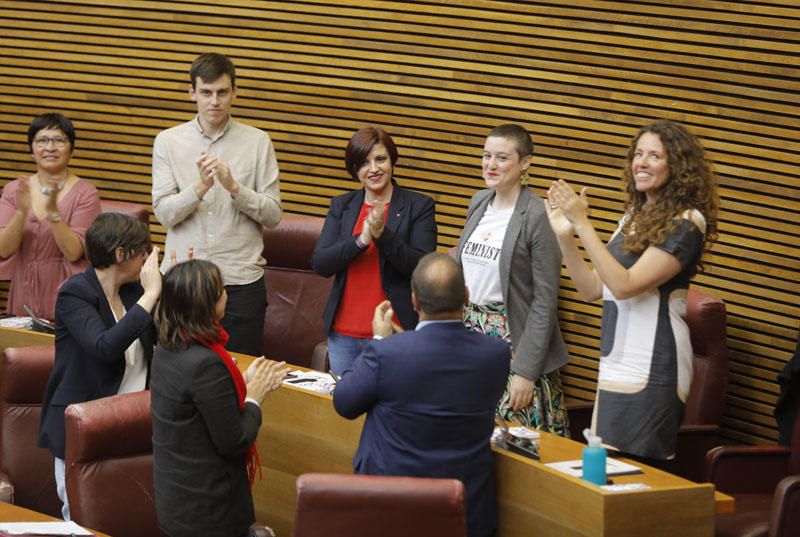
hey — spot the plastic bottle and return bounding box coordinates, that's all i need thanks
[582,428,607,486]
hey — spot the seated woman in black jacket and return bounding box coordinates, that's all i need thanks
[38,212,160,520]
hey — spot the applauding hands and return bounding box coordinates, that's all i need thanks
[546,179,590,238]
[371,300,403,338]
[195,151,239,198]
[15,176,32,215]
[245,357,290,405]
[358,202,386,248]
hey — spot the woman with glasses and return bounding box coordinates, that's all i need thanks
[38,212,160,520]
[0,112,101,320]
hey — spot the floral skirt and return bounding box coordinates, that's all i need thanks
[464,302,569,437]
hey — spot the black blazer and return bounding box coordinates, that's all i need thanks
[38,267,155,459]
[150,344,262,537]
[333,322,511,537]
[311,183,437,333]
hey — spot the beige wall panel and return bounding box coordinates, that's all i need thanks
[1,0,798,445]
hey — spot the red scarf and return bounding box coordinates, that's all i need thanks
[201,323,262,487]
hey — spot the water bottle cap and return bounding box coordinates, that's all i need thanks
[582,428,602,447]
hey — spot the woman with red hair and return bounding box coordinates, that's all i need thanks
[312,127,437,374]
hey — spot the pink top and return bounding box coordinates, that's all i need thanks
[0,178,101,320]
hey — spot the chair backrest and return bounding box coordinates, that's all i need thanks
[64,391,166,537]
[293,473,467,537]
[99,199,149,225]
[0,346,60,517]
[262,214,332,368]
[683,288,729,426]
[789,408,800,475]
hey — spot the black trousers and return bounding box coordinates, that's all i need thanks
[220,277,267,357]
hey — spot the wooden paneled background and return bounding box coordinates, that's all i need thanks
[1,1,798,446]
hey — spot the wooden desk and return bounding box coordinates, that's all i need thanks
[0,330,732,536]
[0,327,53,353]
[251,356,733,537]
[0,502,110,536]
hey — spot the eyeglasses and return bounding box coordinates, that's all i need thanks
[33,136,68,148]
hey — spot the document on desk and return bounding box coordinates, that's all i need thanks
[0,317,33,329]
[282,370,335,395]
[545,458,642,477]
[0,521,93,535]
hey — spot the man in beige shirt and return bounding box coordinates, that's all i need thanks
[152,52,282,356]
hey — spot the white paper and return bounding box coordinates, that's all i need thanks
[0,521,93,535]
[508,426,540,439]
[602,483,652,492]
[0,317,33,329]
[545,458,642,477]
[491,426,541,442]
[282,370,334,395]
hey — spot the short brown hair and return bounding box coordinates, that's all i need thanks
[190,53,236,89]
[156,260,226,351]
[85,213,150,270]
[344,127,399,181]
[487,124,534,159]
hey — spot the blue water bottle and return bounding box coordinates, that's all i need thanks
[582,428,607,486]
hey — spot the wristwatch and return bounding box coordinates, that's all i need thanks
[45,213,63,223]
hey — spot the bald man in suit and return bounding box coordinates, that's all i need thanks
[334,252,510,537]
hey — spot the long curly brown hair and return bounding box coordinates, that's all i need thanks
[621,120,719,270]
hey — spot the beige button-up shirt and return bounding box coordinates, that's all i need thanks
[152,117,282,285]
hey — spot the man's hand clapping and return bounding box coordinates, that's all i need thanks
[371,300,403,338]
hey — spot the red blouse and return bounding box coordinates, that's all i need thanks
[332,202,398,338]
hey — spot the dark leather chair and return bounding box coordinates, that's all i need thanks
[99,199,149,225]
[64,391,274,537]
[64,391,166,537]
[0,345,60,517]
[568,288,729,481]
[706,411,800,537]
[293,473,467,537]
[262,214,332,368]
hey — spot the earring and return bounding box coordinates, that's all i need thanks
[520,170,529,186]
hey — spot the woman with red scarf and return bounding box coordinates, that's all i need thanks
[151,259,288,537]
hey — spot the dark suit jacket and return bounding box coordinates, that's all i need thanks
[38,267,155,459]
[150,343,262,537]
[775,331,800,445]
[456,187,569,382]
[311,183,437,332]
[333,322,510,537]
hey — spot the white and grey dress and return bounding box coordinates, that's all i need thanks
[594,210,706,460]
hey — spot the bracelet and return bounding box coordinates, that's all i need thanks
[45,213,63,223]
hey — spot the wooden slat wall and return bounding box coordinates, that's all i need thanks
[1,0,798,446]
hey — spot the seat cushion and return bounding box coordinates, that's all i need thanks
[715,493,771,537]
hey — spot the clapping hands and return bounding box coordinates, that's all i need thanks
[15,176,31,214]
[245,357,290,405]
[169,247,195,267]
[371,300,403,338]
[358,204,386,247]
[140,246,163,300]
[196,152,238,196]
[546,180,590,237]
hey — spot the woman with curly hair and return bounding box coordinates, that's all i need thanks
[547,119,718,460]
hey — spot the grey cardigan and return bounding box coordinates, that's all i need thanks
[456,187,569,381]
